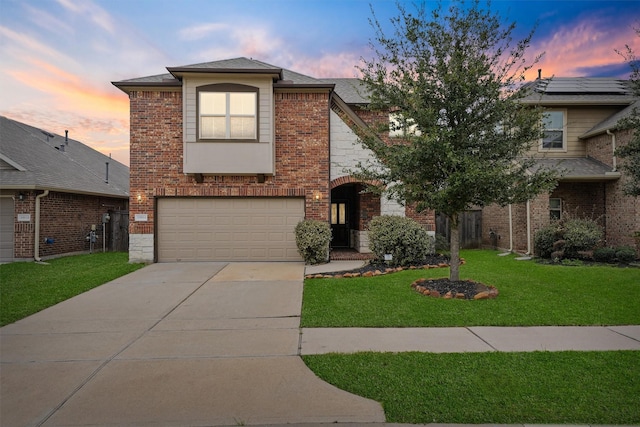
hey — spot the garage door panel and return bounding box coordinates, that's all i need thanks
[158,197,304,262]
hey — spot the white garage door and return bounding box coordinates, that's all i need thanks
[157,197,304,262]
[0,197,14,262]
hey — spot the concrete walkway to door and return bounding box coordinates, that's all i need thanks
[0,262,384,427]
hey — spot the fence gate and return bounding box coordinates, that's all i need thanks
[436,211,482,249]
[107,210,129,252]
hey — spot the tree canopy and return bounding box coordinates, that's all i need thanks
[616,27,640,197]
[355,0,558,280]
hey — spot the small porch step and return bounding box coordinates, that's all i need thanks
[329,248,374,261]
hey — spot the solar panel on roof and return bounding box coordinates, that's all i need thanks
[536,78,628,94]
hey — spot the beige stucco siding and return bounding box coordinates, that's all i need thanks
[532,106,621,158]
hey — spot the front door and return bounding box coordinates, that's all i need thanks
[331,200,350,247]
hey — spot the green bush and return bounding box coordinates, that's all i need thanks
[593,247,617,263]
[534,222,561,258]
[295,220,331,265]
[368,215,433,267]
[563,218,603,258]
[535,217,603,260]
[616,246,637,263]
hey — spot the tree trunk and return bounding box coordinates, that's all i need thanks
[449,214,461,281]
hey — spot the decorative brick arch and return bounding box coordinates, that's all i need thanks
[330,175,381,189]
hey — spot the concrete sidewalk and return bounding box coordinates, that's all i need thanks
[1,262,384,427]
[300,325,640,354]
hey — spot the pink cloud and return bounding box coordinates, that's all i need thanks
[527,16,639,79]
[6,57,129,115]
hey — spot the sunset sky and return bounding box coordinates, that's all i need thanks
[1,0,639,166]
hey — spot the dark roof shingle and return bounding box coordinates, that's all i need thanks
[0,116,129,198]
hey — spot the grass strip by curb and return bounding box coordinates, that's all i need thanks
[303,350,640,424]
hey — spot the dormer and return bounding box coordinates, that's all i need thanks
[166,59,284,175]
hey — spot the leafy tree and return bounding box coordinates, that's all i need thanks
[354,0,557,281]
[615,27,640,197]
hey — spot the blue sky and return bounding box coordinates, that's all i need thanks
[1,0,638,166]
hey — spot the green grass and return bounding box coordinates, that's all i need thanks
[0,252,145,326]
[303,351,640,424]
[301,250,640,327]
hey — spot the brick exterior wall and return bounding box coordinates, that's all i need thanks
[10,190,126,260]
[127,89,331,261]
[405,204,436,232]
[586,129,640,250]
[355,184,380,231]
[482,193,551,254]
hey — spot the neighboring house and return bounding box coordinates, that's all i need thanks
[0,116,130,262]
[482,77,640,255]
[113,57,435,263]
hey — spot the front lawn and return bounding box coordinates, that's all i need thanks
[301,250,640,327]
[0,252,144,326]
[303,350,640,424]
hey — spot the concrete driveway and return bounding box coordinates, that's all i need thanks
[0,262,384,426]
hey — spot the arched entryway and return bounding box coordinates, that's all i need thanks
[330,177,380,253]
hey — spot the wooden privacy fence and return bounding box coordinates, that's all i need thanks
[436,211,482,249]
[105,210,129,252]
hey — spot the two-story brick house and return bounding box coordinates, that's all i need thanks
[482,77,640,255]
[113,57,435,263]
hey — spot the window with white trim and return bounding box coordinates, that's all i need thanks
[549,198,562,220]
[198,84,257,140]
[541,111,565,150]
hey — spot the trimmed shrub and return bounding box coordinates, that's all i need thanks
[534,222,561,258]
[295,220,331,265]
[563,218,603,259]
[534,217,603,260]
[616,246,637,263]
[593,247,617,263]
[368,215,433,267]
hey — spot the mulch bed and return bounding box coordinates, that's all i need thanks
[305,254,499,300]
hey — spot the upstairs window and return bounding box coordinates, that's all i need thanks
[541,110,565,150]
[197,84,257,141]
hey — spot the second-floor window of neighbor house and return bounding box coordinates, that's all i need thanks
[199,91,256,140]
[542,111,564,150]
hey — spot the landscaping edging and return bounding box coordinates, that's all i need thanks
[304,259,463,279]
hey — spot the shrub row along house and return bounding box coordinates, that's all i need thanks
[0,116,130,262]
[113,58,639,263]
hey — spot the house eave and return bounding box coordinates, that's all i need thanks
[273,83,335,92]
[167,67,283,81]
[111,81,182,94]
[520,99,635,106]
[559,172,621,182]
[0,184,129,198]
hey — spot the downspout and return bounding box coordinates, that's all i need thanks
[34,190,50,262]
[508,204,513,252]
[525,200,532,255]
[606,130,617,171]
